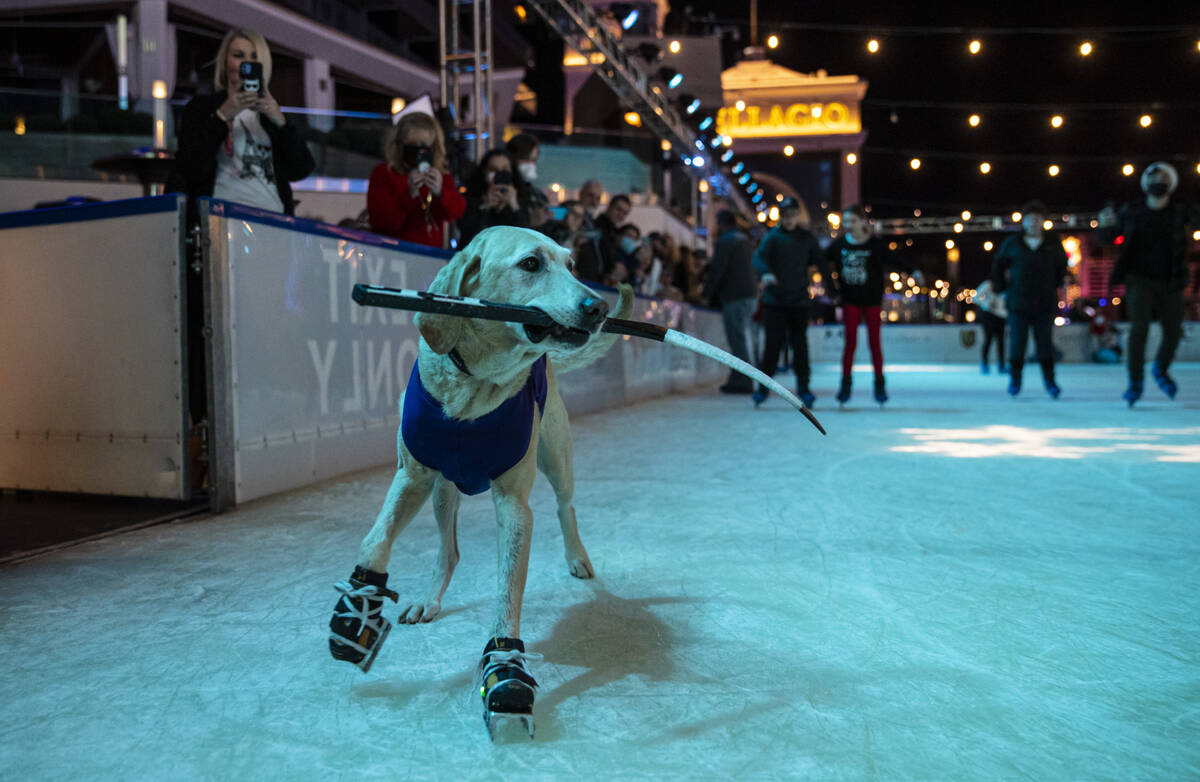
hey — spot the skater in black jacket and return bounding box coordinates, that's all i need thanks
[991,201,1069,398]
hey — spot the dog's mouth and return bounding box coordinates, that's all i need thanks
[523,319,592,347]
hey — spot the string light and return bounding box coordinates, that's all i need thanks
[669,39,681,53]
[1012,211,1022,222]
[783,145,795,156]
[968,114,981,127]
[984,241,994,251]
[1139,114,1152,128]
[1122,164,1134,176]
[846,152,858,165]
[1049,164,1060,176]
[767,34,779,49]
[1043,219,1053,230]
[979,162,991,174]
[910,157,921,170]
[969,40,981,55]
[867,38,880,53]
[945,239,955,249]
[961,210,972,220]
[734,99,745,112]
[953,223,964,233]
[623,111,641,126]
[1050,115,1064,128]
[1080,41,1093,56]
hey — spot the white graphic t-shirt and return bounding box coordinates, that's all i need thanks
[213,109,284,213]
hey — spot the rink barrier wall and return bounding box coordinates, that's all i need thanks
[199,201,726,508]
[0,195,189,498]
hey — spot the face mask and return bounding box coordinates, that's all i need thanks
[1146,182,1170,197]
[518,161,538,181]
[402,144,433,170]
[620,236,639,255]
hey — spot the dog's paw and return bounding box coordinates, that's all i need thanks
[567,555,595,580]
[397,600,441,624]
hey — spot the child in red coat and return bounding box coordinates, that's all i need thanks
[367,112,465,248]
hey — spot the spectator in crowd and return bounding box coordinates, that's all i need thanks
[992,200,1068,398]
[594,194,633,279]
[167,26,316,433]
[674,246,708,305]
[506,133,541,199]
[1098,161,1200,405]
[611,223,642,286]
[751,197,827,407]
[572,183,608,282]
[366,111,465,248]
[704,209,759,394]
[458,148,529,245]
[973,278,1008,374]
[826,203,919,404]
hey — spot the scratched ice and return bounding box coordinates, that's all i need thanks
[2,364,1198,779]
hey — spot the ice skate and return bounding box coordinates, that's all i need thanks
[1152,361,1177,399]
[1123,379,1143,407]
[478,637,540,741]
[329,566,399,674]
[980,361,990,375]
[752,386,768,407]
[1007,376,1021,397]
[797,385,816,408]
[873,375,887,406]
[1044,380,1061,399]
[836,376,852,406]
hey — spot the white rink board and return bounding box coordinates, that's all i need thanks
[0,196,188,498]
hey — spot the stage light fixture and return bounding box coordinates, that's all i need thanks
[657,67,683,89]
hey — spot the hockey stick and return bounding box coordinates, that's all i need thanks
[352,284,826,435]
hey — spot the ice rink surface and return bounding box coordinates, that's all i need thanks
[3,363,1199,780]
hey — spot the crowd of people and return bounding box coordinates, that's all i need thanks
[166,26,1196,428]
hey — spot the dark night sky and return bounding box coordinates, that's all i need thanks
[674,2,1200,218]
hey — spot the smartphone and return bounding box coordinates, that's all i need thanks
[415,147,434,172]
[550,206,567,221]
[491,169,514,187]
[239,61,264,95]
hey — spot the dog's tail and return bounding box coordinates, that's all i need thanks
[553,283,634,374]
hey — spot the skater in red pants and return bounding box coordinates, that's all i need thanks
[826,204,921,405]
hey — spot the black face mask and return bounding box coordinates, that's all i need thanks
[1145,182,1171,197]
[402,144,433,168]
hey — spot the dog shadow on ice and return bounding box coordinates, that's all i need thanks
[530,582,702,741]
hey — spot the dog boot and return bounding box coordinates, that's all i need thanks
[1123,380,1143,408]
[836,375,852,405]
[1152,361,1177,399]
[873,375,888,405]
[329,566,398,673]
[479,637,541,741]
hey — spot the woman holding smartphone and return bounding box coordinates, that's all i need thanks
[166,27,315,430]
[367,111,465,248]
[457,148,530,245]
[168,27,315,229]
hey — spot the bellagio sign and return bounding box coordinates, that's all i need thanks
[716,101,859,138]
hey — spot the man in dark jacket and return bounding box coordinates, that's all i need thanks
[992,200,1069,398]
[1098,161,1199,405]
[750,197,828,407]
[703,210,759,393]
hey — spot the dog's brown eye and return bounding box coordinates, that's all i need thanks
[518,256,541,272]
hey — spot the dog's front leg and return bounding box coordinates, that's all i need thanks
[357,449,437,572]
[488,442,539,639]
[398,477,460,624]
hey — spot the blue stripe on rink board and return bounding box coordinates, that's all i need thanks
[204,199,453,260]
[0,194,184,230]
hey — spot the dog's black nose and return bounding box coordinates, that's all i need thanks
[579,296,609,329]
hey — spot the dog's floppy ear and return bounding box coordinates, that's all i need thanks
[415,250,482,354]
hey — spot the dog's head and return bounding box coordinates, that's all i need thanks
[416,226,610,357]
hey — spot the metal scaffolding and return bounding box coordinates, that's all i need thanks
[439,0,494,163]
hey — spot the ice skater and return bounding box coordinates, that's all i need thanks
[1097,162,1200,406]
[973,279,1008,374]
[991,201,1068,398]
[825,204,920,405]
[751,196,828,407]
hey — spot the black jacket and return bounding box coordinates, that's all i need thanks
[1098,200,1200,291]
[457,195,528,246]
[704,228,758,305]
[992,234,1068,314]
[752,224,827,307]
[166,93,316,228]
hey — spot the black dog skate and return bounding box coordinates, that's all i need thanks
[478,637,541,741]
[329,566,398,674]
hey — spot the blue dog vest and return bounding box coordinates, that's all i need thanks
[401,356,548,496]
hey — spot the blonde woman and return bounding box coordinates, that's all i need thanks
[166,27,315,424]
[168,27,315,228]
[367,112,465,248]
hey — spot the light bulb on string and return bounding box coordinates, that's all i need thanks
[867,39,880,54]
[1122,164,1134,176]
[979,162,991,174]
[1050,115,1063,129]
[968,40,981,55]
[968,114,981,127]
[1080,41,1093,56]
[1139,114,1152,128]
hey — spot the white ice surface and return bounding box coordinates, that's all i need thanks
[2,363,1199,780]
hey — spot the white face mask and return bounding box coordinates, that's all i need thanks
[518,161,538,181]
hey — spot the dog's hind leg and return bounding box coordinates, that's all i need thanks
[398,476,460,624]
[537,372,594,579]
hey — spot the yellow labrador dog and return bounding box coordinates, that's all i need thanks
[329,226,632,737]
